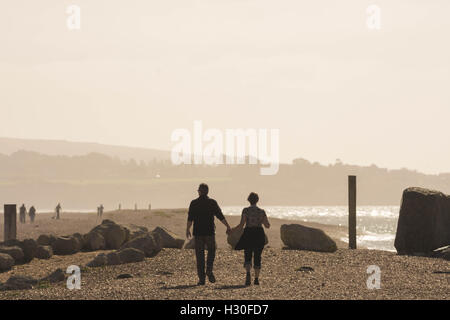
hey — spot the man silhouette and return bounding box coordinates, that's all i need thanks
[19,204,26,224]
[55,203,61,219]
[98,204,104,218]
[29,206,36,223]
[186,183,231,285]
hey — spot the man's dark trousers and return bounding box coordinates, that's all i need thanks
[194,236,216,280]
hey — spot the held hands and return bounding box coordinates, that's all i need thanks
[231,225,242,232]
[226,226,232,235]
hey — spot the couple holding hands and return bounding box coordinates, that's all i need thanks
[186,183,271,286]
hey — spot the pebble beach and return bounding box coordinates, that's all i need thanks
[0,209,448,300]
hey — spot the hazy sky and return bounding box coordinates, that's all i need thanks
[1,1,449,173]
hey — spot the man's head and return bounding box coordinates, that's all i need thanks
[247,192,259,205]
[198,183,209,197]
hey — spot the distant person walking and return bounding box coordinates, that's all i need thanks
[55,203,62,220]
[29,206,36,223]
[234,192,270,286]
[19,204,27,224]
[98,204,104,219]
[186,183,232,285]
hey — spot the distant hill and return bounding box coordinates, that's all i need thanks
[0,150,450,208]
[0,137,170,162]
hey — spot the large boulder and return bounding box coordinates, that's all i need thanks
[117,248,145,263]
[0,246,24,263]
[126,225,149,241]
[0,253,14,272]
[20,239,38,263]
[87,248,145,267]
[0,275,38,291]
[83,232,106,251]
[52,236,80,255]
[2,238,37,263]
[71,233,85,250]
[86,253,108,267]
[121,234,161,257]
[37,234,57,246]
[89,220,129,249]
[151,231,163,249]
[395,187,450,255]
[106,251,122,265]
[152,227,185,249]
[280,224,337,252]
[36,245,53,259]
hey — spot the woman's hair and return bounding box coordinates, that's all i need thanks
[247,192,259,205]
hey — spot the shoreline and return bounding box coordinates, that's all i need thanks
[1,209,351,250]
[1,205,398,251]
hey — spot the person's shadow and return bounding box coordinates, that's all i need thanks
[160,284,198,290]
[215,284,247,290]
[160,284,247,290]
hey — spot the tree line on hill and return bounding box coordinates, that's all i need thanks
[0,151,449,208]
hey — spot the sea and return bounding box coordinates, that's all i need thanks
[1,205,399,252]
[222,206,399,252]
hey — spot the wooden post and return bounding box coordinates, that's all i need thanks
[348,176,357,249]
[4,204,17,242]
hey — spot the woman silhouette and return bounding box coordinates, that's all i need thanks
[234,192,271,286]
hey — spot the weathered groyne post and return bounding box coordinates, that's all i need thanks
[4,204,17,242]
[348,176,357,249]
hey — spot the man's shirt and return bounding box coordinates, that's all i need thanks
[188,195,225,236]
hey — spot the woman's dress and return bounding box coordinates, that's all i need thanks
[235,206,267,250]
